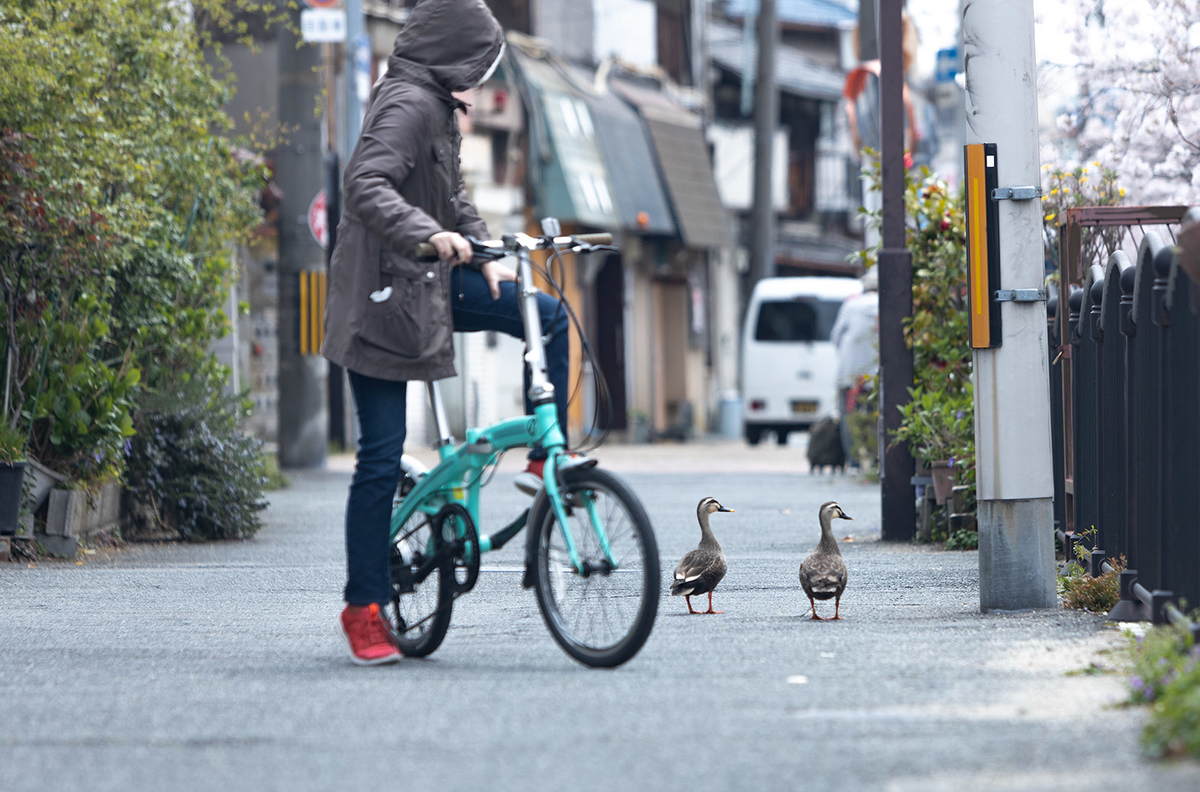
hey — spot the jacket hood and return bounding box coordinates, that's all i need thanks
[387,0,506,95]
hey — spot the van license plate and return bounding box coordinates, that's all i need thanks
[791,401,818,415]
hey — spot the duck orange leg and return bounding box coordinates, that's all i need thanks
[686,595,700,614]
[832,596,844,620]
[704,591,724,615]
[808,596,823,620]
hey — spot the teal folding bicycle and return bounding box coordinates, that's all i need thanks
[388,224,660,668]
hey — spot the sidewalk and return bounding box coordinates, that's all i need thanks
[2,450,1198,792]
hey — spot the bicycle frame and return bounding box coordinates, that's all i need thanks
[388,239,614,574]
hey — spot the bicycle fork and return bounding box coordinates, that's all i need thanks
[511,244,617,573]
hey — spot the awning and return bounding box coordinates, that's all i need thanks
[611,77,733,250]
[508,48,621,229]
[560,64,676,236]
[708,21,845,102]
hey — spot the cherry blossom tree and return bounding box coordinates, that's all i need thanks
[1042,0,1199,206]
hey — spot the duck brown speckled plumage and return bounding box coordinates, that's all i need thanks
[670,497,734,614]
[799,501,852,620]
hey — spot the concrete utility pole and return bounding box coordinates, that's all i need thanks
[276,12,328,469]
[749,0,779,284]
[962,0,1057,609]
[877,0,915,541]
[344,0,366,154]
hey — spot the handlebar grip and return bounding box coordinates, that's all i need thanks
[568,231,609,244]
[414,242,438,261]
[573,233,613,246]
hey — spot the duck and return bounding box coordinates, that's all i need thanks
[670,497,734,614]
[799,501,852,620]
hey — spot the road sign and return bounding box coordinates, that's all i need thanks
[308,190,328,249]
[304,0,341,8]
[300,8,346,43]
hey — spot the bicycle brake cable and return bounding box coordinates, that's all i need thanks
[530,250,614,454]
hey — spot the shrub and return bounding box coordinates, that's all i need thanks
[1059,557,1123,612]
[1042,161,1125,275]
[125,384,266,541]
[1,1,278,531]
[857,155,975,497]
[945,528,978,551]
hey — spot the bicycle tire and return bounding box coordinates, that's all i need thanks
[389,504,453,658]
[531,467,660,667]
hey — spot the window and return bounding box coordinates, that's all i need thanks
[753,299,842,342]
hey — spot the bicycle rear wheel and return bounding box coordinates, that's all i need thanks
[531,468,660,667]
[388,507,452,657]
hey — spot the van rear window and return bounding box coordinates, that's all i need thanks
[754,299,842,342]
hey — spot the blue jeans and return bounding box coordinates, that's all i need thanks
[343,267,570,606]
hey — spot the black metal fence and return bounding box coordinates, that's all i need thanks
[1050,207,1200,630]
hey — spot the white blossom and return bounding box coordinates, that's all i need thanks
[1040,0,1200,206]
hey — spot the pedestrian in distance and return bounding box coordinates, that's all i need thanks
[321,0,571,665]
[830,267,879,468]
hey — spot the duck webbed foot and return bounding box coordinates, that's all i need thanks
[686,595,700,615]
[703,591,724,614]
[832,598,844,620]
[808,597,823,620]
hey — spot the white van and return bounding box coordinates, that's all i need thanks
[741,276,863,445]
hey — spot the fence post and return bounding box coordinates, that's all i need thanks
[1073,271,1103,561]
[1099,258,1131,561]
[1048,291,1066,536]
[1133,234,1167,594]
[1107,253,1150,621]
[1160,249,1200,612]
[1067,285,1086,545]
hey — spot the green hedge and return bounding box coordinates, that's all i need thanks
[0,1,277,538]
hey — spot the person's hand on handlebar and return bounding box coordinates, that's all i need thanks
[480,259,516,300]
[427,231,472,265]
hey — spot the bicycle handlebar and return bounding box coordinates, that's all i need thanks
[412,232,615,262]
[571,233,613,247]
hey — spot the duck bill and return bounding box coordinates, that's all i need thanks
[842,514,854,520]
[718,507,734,513]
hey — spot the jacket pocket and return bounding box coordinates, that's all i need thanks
[356,275,428,359]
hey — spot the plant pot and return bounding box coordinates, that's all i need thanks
[25,458,66,514]
[0,461,28,535]
[930,460,955,505]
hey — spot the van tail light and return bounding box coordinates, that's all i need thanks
[749,399,766,411]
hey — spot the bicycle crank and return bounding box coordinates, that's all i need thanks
[433,503,480,597]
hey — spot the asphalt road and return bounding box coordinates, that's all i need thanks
[3,445,1198,792]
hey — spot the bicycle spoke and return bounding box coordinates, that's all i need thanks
[540,479,650,653]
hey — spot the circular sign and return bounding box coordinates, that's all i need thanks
[304,0,341,8]
[308,190,328,249]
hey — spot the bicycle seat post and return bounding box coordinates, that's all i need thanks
[426,381,455,449]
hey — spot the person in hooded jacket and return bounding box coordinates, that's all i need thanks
[322,0,570,665]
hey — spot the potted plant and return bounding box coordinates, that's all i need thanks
[0,421,27,535]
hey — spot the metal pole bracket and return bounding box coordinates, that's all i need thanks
[994,288,1048,303]
[992,186,1042,200]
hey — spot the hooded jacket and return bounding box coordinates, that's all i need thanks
[322,0,505,382]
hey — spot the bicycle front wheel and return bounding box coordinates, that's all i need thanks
[532,468,660,667]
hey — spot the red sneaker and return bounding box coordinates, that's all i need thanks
[339,603,401,666]
[513,458,547,496]
[513,454,594,496]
